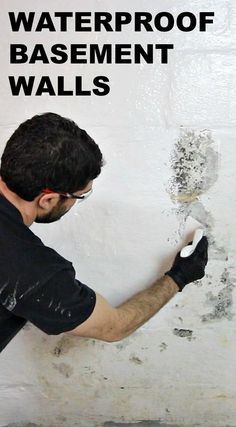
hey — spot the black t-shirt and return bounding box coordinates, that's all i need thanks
[0,195,96,353]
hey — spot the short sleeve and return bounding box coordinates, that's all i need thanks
[10,267,96,335]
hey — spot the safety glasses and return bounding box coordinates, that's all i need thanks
[42,188,93,201]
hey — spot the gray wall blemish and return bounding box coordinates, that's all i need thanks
[3,424,44,427]
[52,335,78,357]
[173,199,211,243]
[220,268,233,286]
[176,201,228,261]
[103,422,186,427]
[202,268,235,322]
[22,322,32,331]
[205,274,213,285]
[52,362,74,378]
[173,328,194,341]
[116,338,131,352]
[129,355,143,365]
[159,342,168,352]
[55,415,67,423]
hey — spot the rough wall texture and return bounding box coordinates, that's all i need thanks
[0,0,236,426]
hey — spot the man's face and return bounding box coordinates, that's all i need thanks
[35,182,93,224]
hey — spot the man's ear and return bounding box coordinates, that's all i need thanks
[37,193,60,210]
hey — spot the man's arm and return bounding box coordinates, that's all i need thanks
[67,236,208,342]
[67,275,178,342]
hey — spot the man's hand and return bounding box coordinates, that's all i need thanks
[165,236,208,291]
[67,236,208,342]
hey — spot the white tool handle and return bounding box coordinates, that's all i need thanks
[180,229,204,258]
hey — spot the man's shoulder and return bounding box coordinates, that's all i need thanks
[0,221,73,299]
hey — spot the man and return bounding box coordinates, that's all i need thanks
[0,112,208,353]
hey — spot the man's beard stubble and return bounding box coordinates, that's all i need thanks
[35,199,69,224]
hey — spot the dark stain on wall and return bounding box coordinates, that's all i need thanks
[159,342,168,352]
[202,268,235,322]
[173,328,194,341]
[52,335,77,357]
[129,355,143,365]
[52,362,74,378]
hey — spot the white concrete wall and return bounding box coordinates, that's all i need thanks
[0,1,236,426]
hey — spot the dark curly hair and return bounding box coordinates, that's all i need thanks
[0,112,103,201]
